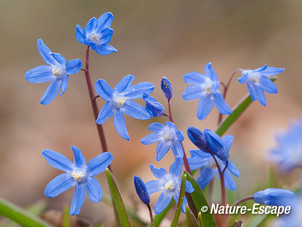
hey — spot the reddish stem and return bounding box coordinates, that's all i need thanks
[147,203,154,227]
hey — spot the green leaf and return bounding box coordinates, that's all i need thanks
[0,197,52,227]
[63,205,70,227]
[152,200,174,227]
[106,168,131,227]
[216,78,276,137]
[197,212,202,227]
[186,206,198,227]
[171,174,187,227]
[245,214,268,227]
[185,171,216,227]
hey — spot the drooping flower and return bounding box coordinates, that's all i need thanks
[25,39,82,105]
[95,74,154,140]
[187,126,231,162]
[141,122,184,161]
[76,12,117,55]
[269,117,302,172]
[161,77,173,100]
[143,94,165,117]
[134,175,150,205]
[183,62,232,120]
[188,149,240,190]
[253,188,295,206]
[238,65,284,106]
[42,146,113,215]
[145,158,194,214]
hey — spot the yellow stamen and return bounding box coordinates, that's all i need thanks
[91,34,98,42]
[205,87,211,94]
[164,180,175,191]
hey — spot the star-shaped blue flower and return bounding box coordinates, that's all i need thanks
[25,39,82,105]
[238,65,284,106]
[270,117,302,172]
[183,62,232,120]
[188,150,240,190]
[76,12,117,55]
[95,74,154,140]
[145,158,194,214]
[141,122,185,161]
[42,146,113,215]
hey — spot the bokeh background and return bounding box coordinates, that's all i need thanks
[1,0,302,225]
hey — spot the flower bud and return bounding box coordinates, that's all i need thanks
[134,175,150,205]
[143,94,165,117]
[204,129,229,161]
[161,77,173,100]
[253,188,295,206]
[187,126,207,152]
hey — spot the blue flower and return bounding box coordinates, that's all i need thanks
[188,149,240,191]
[183,62,232,120]
[145,158,194,214]
[238,65,284,106]
[161,77,173,100]
[76,12,117,55]
[95,75,154,140]
[141,122,185,161]
[134,175,150,205]
[277,193,301,227]
[253,188,295,206]
[269,117,302,172]
[187,126,230,162]
[143,94,165,117]
[42,146,113,215]
[25,39,82,105]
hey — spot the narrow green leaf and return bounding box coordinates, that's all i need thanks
[105,168,131,227]
[245,214,268,227]
[63,205,70,227]
[197,212,202,227]
[186,206,198,227]
[185,171,216,227]
[152,200,174,227]
[0,197,52,227]
[171,174,187,227]
[216,78,276,137]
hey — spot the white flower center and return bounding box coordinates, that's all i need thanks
[91,34,99,42]
[164,180,176,191]
[112,92,127,108]
[52,65,65,77]
[205,86,211,94]
[247,72,261,84]
[72,169,87,182]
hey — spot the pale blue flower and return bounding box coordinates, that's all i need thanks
[253,188,295,206]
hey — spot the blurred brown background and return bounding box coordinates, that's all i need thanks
[0,0,302,225]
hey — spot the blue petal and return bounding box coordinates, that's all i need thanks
[94,44,117,55]
[50,53,66,65]
[222,135,234,151]
[145,180,161,194]
[45,173,75,197]
[148,123,164,132]
[150,164,168,179]
[123,99,152,120]
[223,170,236,191]
[86,176,102,202]
[113,110,129,140]
[182,85,203,101]
[197,167,216,189]
[196,95,215,120]
[115,74,135,93]
[188,151,211,170]
[42,149,73,172]
[98,28,113,45]
[171,141,184,158]
[175,130,184,142]
[95,79,113,101]
[238,73,248,84]
[156,141,171,161]
[98,12,113,29]
[124,82,155,99]
[70,183,86,215]
[204,129,229,161]
[60,75,69,96]
[183,72,206,84]
[85,17,98,34]
[96,101,113,124]
[66,59,82,75]
[87,152,113,176]
[169,157,183,177]
[71,146,86,168]
[214,92,232,115]
[205,62,218,81]
[261,66,285,77]
[76,25,85,44]
[227,160,240,177]
[40,79,62,105]
[259,76,278,94]
[165,121,176,129]
[247,83,267,106]
[185,181,194,193]
[181,196,189,213]
[37,39,56,65]
[154,193,171,215]
[25,65,53,83]
[141,133,161,145]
